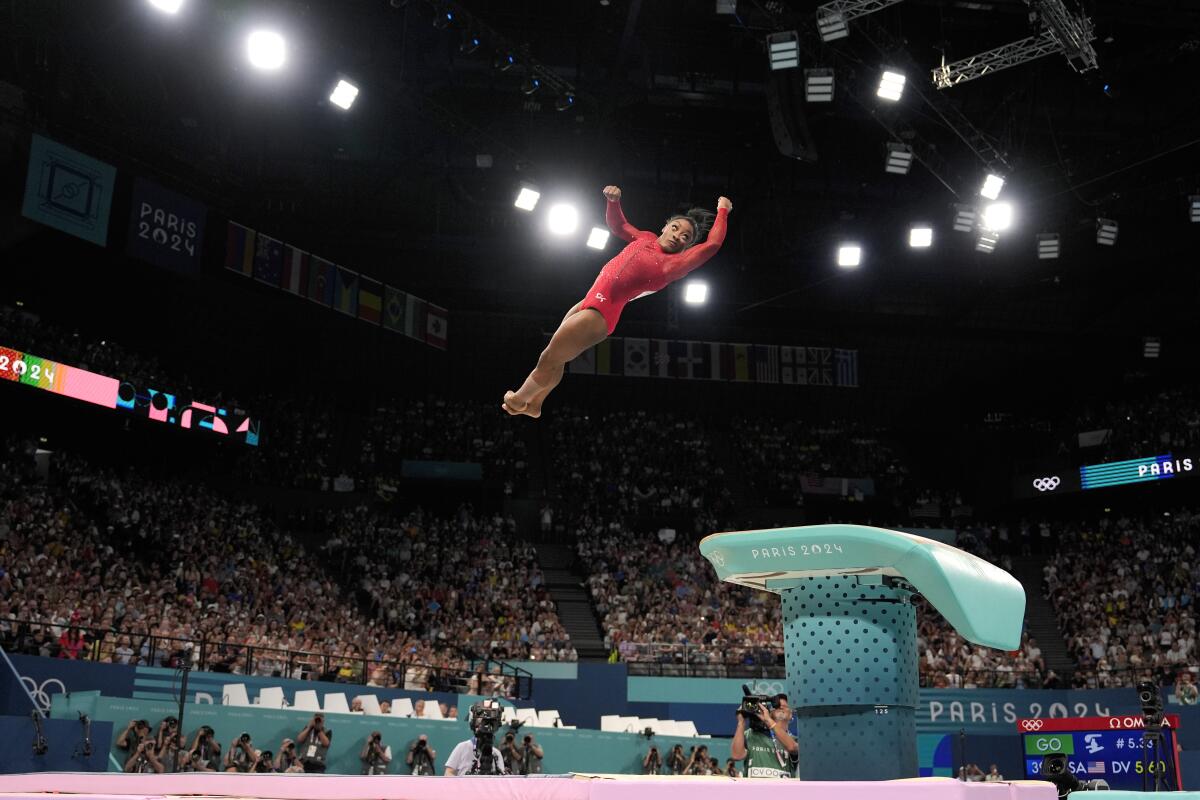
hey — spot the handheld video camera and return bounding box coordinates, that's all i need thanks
[469,700,503,737]
[738,684,778,733]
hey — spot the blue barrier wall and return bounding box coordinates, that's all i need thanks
[0,715,112,773]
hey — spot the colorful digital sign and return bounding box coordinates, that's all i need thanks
[1018,716,1181,791]
[1,343,260,446]
[1016,452,1199,499]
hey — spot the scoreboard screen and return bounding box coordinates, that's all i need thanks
[1019,716,1181,791]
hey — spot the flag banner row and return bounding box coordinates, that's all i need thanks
[567,337,859,387]
[223,220,447,350]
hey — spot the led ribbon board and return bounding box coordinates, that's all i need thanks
[1079,454,1193,490]
[0,343,260,446]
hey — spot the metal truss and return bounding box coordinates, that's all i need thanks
[815,0,904,23]
[933,0,1097,89]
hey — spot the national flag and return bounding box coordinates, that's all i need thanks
[252,233,283,287]
[807,346,833,386]
[281,245,309,295]
[307,256,335,306]
[707,342,723,380]
[334,267,359,316]
[571,344,596,374]
[732,343,752,382]
[1086,762,1105,775]
[674,340,704,379]
[358,276,382,325]
[651,339,673,378]
[224,221,255,276]
[834,348,859,388]
[383,285,406,332]
[624,337,649,377]
[426,304,448,350]
[404,294,427,341]
[595,338,624,376]
[756,345,780,383]
[719,343,735,381]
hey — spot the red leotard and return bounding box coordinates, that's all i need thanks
[578,200,729,334]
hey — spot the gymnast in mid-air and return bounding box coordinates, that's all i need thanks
[503,185,732,418]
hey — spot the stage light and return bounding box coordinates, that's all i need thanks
[1189,195,1200,222]
[1096,218,1118,246]
[876,69,905,102]
[716,0,738,13]
[494,52,516,71]
[837,244,862,268]
[547,203,579,236]
[684,280,709,304]
[514,186,540,211]
[329,80,359,110]
[555,93,575,111]
[817,10,848,41]
[975,231,998,253]
[459,33,481,54]
[1143,337,1161,359]
[521,76,541,95]
[981,202,1012,232]
[953,204,978,232]
[885,142,913,174]
[909,226,932,248]
[980,173,1005,200]
[586,227,610,250]
[767,31,800,71]
[246,30,286,71]
[1037,233,1060,259]
[804,68,834,102]
[147,0,183,13]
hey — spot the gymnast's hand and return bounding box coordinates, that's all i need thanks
[602,185,622,202]
[717,196,732,212]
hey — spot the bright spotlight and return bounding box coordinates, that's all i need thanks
[514,186,540,211]
[586,227,610,250]
[909,227,932,248]
[767,31,800,71]
[980,173,1005,200]
[837,244,862,268]
[1096,218,1118,246]
[876,70,905,102]
[547,203,579,236]
[147,0,183,13]
[885,142,913,175]
[805,68,834,102]
[684,280,708,305]
[247,30,286,71]
[1037,233,1060,259]
[982,202,1013,232]
[975,231,998,253]
[953,204,978,232]
[329,80,359,110]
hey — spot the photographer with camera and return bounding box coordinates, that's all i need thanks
[642,744,663,775]
[275,739,303,773]
[116,719,151,755]
[515,733,544,775]
[297,713,333,773]
[187,726,221,772]
[684,744,712,775]
[360,731,392,775]
[224,732,260,773]
[252,750,276,774]
[123,738,165,773]
[444,699,508,776]
[666,743,686,775]
[730,690,797,779]
[406,734,437,775]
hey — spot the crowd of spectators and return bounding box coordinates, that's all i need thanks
[1044,510,1200,689]
[1070,386,1200,463]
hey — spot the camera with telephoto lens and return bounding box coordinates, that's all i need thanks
[738,684,778,733]
[240,733,251,744]
[470,701,502,736]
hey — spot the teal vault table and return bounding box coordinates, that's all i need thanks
[700,524,1026,781]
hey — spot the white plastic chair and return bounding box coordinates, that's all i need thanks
[355,695,382,715]
[390,698,415,717]
[323,692,351,714]
[257,687,286,709]
[293,690,321,712]
[221,684,250,707]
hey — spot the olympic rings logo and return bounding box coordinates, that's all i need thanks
[1020,720,1045,731]
[1032,477,1061,492]
[20,676,67,714]
[709,550,726,567]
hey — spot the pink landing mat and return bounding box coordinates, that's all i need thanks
[0,773,1058,800]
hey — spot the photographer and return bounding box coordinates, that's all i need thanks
[297,713,332,774]
[444,700,507,776]
[730,692,798,779]
[406,734,437,776]
[116,719,151,755]
[275,738,303,773]
[642,744,663,775]
[123,738,164,773]
[252,750,276,774]
[666,744,686,775]
[179,750,215,773]
[224,732,259,773]
[725,758,742,778]
[684,744,711,775]
[360,731,392,775]
[518,733,544,775]
[188,726,221,772]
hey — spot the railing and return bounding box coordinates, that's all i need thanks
[619,642,786,679]
[0,619,533,700]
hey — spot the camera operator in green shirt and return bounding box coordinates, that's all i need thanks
[730,693,798,779]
